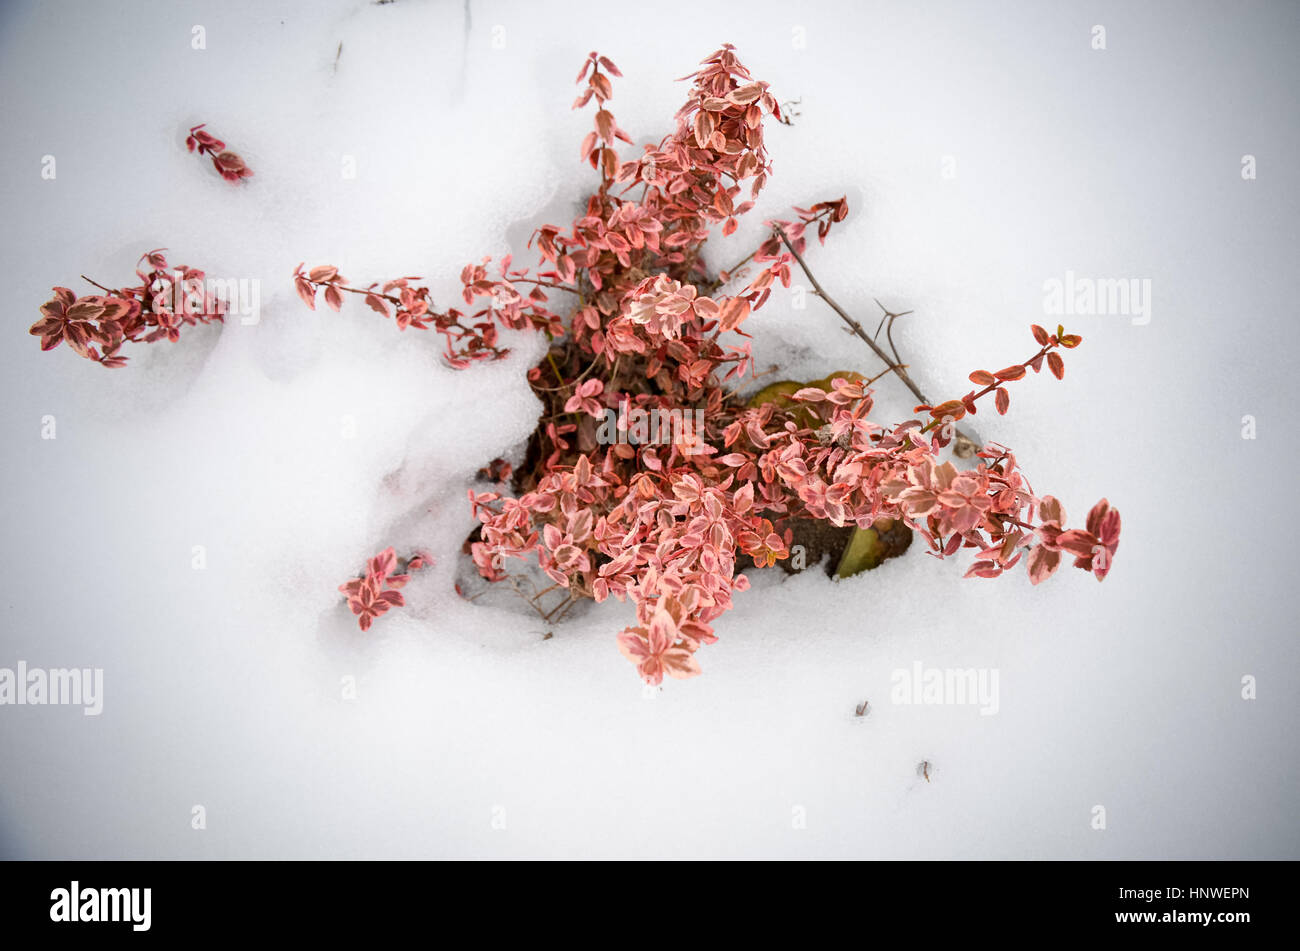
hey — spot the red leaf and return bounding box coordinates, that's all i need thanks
[1047,351,1065,379]
[718,297,750,332]
[1057,529,1098,558]
[995,365,1026,382]
[969,370,996,386]
[1031,324,1049,346]
[1027,545,1060,585]
[295,278,316,310]
[995,387,1010,415]
[929,399,966,420]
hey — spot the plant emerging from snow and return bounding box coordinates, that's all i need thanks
[338,548,429,632]
[300,46,1121,682]
[32,47,1120,684]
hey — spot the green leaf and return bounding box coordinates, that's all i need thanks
[745,379,803,409]
[747,371,865,429]
[835,519,912,577]
[835,525,887,577]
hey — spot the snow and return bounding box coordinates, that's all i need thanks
[1,0,1297,858]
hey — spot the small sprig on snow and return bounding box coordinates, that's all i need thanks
[30,249,226,367]
[918,323,1082,427]
[338,548,430,632]
[292,260,569,367]
[186,123,253,183]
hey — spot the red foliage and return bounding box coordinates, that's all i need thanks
[30,250,225,367]
[308,46,1121,676]
[338,548,430,632]
[186,123,253,183]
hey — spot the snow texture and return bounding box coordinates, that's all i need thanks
[0,0,1297,858]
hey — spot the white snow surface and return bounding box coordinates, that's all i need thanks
[1,0,1297,858]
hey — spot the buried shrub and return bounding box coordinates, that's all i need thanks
[304,46,1120,682]
[31,46,1119,684]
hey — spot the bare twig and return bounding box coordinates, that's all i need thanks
[80,275,117,295]
[773,226,980,457]
[530,350,614,394]
[544,591,581,624]
[863,361,910,387]
[774,226,924,401]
